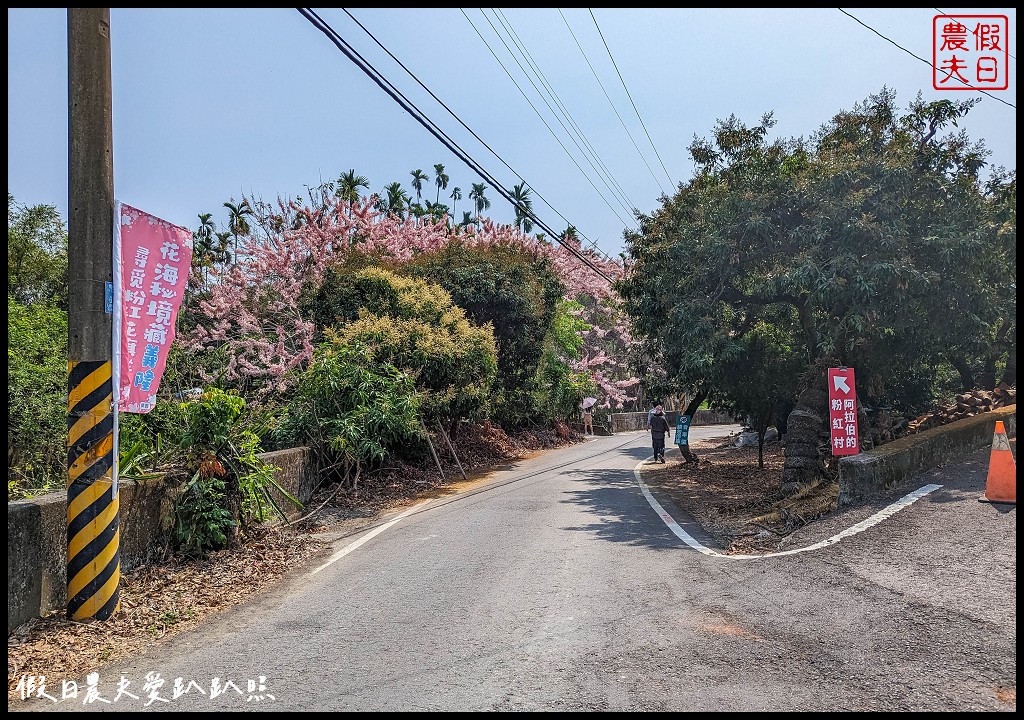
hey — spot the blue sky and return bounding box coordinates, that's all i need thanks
[8,8,1017,259]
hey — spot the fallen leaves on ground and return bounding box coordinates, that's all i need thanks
[7,527,326,700]
[641,435,838,555]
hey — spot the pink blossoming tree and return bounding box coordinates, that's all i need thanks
[184,195,641,410]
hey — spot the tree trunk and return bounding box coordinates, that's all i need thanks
[781,361,832,496]
[1000,335,1016,387]
[683,391,706,418]
[950,355,976,391]
[774,397,795,442]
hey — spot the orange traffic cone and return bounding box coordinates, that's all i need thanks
[979,420,1016,504]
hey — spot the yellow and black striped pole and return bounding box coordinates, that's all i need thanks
[67,360,120,620]
[67,8,120,621]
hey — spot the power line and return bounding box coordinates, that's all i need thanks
[341,8,622,266]
[590,9,676,189]
[838,8,1016,110]
[490,8,640,219]
[560,9,669,197]
[461,9,635,233]
[296,8,617,283]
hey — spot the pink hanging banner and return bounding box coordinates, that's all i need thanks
[113,201,193,414]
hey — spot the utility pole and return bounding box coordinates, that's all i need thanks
[66,8,120,622]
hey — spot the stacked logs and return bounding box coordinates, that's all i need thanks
[904,383,1017,435]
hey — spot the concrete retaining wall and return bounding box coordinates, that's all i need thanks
[839,406,1016,506]
[609,408,734,433]
[7,446,316,633]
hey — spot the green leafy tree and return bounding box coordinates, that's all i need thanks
[534,299,596,424]
[401,242,565,429]
[715,322,804,467]
[618,88,1015,493]
[316,267,498,437]
[7,297,68,498]
[8,194,68,306]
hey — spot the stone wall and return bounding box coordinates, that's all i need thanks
[838,406,1016,506]
[609,408,734,433]
[7,446,315,632]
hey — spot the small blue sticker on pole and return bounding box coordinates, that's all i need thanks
[105,281,113,314]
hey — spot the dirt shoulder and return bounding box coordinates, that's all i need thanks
[639,434,839,555]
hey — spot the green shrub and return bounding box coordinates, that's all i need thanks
[7,297,67,499]
[172,387,295,556]
[277,340,422,489]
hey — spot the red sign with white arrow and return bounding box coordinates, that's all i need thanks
[828,367,860,456]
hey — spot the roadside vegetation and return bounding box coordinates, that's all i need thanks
[8,87,1015,555]
[618,89,1015,491]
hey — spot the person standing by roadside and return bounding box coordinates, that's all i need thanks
[647,400,659,429]
[582,404,594,435]
[649,404,670,463]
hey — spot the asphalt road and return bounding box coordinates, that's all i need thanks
[12,426,1016,712]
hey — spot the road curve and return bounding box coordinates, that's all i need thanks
[12,427,1015,712]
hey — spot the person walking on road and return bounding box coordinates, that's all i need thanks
[646,400,658,429]
[650,404,670,463]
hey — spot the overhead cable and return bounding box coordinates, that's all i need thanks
[589,9,676,188]
[297,8,617,283]
[342,8,623,266]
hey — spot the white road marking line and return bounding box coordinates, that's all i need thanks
[309,499,433,576]
[634,458,942,559]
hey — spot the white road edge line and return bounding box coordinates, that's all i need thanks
[309,498,433,576]
[633,457,942,559]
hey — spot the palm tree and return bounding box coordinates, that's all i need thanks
[214,231,233,267]
[424,200,449,225]
[196,212,217,242]
[511,182,534,234]
[460,211,475,228]
[193,212,217,284]
[223,199,254,260]
[433,163,449,204]
[469,182,490,228]
[449,186,462,220]
[336,169,370,204]
[383,182,410,218]
[562,224,580,246]
[409,169,429,205]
